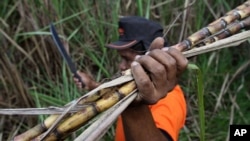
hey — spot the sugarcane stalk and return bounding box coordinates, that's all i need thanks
[14,69,133,141]
[197,16,250,46]
[174,0,250,51]
[74,90,138,141]
[13,87,116,141]
[78,87,117,104]
[37,76,133,141]
[32,81,136,141]
[14,115,61,141]
[182,30,250,58]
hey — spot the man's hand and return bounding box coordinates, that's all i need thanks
[73,71,99,91]
[131,37,188,104]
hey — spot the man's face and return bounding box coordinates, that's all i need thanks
[117,48,139,71]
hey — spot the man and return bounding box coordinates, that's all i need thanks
[74,16,188,141]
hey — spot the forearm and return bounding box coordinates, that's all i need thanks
[121,104,169,141]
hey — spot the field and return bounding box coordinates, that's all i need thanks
[0,0,250,140]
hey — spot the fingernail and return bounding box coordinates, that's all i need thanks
[161,47,169,52]
[145,51,150,55]
[131,61,139,66]
[134,55,141,60]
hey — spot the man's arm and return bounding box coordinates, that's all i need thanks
[121,38,188,141]
[115,85,186,141]
[121,105,171,141]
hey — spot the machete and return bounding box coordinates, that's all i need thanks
[50,23,85,87]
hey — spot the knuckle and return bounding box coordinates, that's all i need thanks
[179,58,188,70]
[183,58,189,67]
[154,65,165,74]
[136,55,147,62]
[139,78,150,86]
[145,49,161,58]
[150,49,161,55]
[168,58,176,67]
[169,47,179,53]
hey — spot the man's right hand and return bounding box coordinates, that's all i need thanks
[130,37,188,104]
[73,71,99,91]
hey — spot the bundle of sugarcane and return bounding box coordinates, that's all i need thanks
[12,0,250,140]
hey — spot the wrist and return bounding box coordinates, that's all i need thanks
[124,102,148,112]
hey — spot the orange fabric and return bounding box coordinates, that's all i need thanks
[115,85,186,141]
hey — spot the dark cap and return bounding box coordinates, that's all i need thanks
[105,16,166,51]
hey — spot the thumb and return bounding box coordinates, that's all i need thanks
[148,37,165,51]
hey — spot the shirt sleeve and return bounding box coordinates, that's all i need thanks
[149,85,187,141]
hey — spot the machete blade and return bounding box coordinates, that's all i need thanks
[50,23,85,87]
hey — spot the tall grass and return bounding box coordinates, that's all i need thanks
[1,0,250,140]
[186,63,205,141]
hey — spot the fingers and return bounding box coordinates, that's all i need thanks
[130,61,156,104]
[73,71,99,91]
[74,79,84,89]
[154,51,177,89]
[148,37,165,51]
[135,52,169,89]
[164,47,188,75]
[73,71,84,89]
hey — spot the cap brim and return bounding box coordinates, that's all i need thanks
[105,40,138,49]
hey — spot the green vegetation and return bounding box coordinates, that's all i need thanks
[0,0,249,140]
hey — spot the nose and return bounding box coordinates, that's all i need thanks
[119,60,128,71]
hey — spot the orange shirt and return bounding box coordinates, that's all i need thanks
[115,85,186,141]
